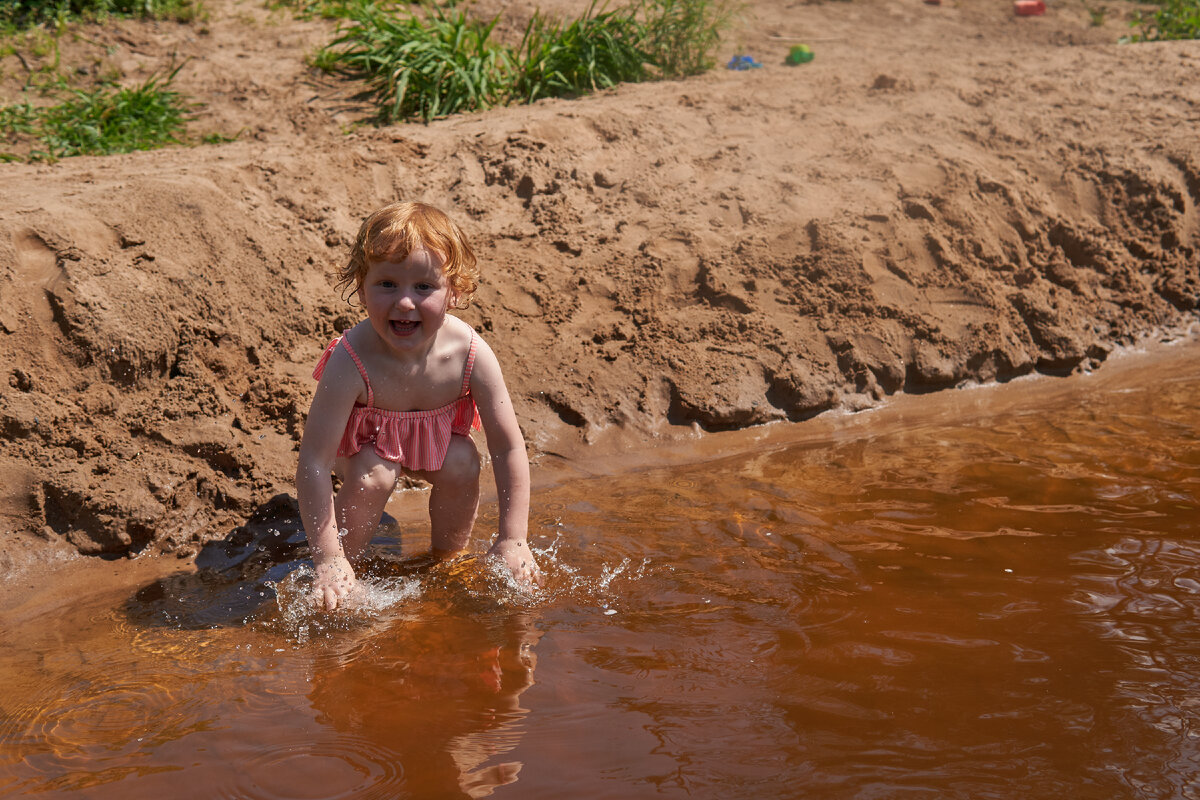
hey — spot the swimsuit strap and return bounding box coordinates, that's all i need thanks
[460,332,479,397]
[339,335,374,407]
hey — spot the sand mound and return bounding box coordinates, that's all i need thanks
[1,0,1197,561]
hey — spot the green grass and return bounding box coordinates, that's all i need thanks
[515,2,648,104]
[0,0,203,30]
[316,4,512,123]
[0,68,192,161]
[268,0,412,22]
[639,0,733,78]
[1128,0,1200,40]
[316,0,736,123]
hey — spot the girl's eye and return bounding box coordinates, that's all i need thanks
[416,283,433,292]
[379,280,396,289]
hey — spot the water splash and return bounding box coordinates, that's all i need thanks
[528,531,652,611]
[267,565,422,641]
[254,525,655,641]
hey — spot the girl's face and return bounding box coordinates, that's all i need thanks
[358,247,455,356]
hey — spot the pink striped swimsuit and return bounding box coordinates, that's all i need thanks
[311,332,482,471]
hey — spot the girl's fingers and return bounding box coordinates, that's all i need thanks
[317,583,348,611]
[514,559,540,586]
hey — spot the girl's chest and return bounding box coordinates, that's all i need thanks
[363,357,465,411]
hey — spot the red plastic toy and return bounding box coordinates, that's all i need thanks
[1014,0,1045,15]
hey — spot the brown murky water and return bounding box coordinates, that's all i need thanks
[2,339,1199,799]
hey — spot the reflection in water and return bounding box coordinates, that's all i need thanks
[304,610,540,798]
[0,554,549,800]
[0,339,1199,799]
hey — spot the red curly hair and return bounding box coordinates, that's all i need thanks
[338,202,479,309]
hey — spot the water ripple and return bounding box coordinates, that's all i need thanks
[216,735,405,800]
[11,674,212,783]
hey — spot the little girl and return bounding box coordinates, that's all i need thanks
[296,201,539,611]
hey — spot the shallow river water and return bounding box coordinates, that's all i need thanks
[1,338,1199,799]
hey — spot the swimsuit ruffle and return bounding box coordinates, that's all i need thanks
[337,400,481,471]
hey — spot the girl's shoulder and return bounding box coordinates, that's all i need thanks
[442,317,503,380]
[443,314,475,338]
[333,322,373,366]
[334,320,366,350]
[312,327,368,397]
[443,315,487,353]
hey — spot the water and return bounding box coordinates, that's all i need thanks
[1,339,1198,799]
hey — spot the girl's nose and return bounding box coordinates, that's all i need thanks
[396,293,417,310]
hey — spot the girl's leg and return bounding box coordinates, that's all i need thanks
[422,434,481,557]
[334,448,402,562]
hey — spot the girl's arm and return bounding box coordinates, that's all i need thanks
[469,335,539,585]
[296,344,364,610]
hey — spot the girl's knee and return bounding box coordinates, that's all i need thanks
[438,436,481,484]
[341,456,400,497]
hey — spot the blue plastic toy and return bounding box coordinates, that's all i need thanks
[726,55,763,71]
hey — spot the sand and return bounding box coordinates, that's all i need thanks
[0,0,1197,568]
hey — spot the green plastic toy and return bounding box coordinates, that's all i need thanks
[786,45,814,65]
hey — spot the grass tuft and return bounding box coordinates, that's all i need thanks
[515,2,648,104]
[267,0,410,22]
[315,0,737,123]
[1,0,203,30]
[1127,0,1200,41]
[0,67,192,161]
[317,5,513,123]
[640,0,735,78]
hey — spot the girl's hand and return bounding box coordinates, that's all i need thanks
[312,554,360,611]
[487,539,541,587]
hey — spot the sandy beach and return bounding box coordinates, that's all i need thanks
[1,0,1197,566]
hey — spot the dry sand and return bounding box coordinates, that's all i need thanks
[1,0,1197,569]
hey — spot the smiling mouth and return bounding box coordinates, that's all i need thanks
[390,320,419,335]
